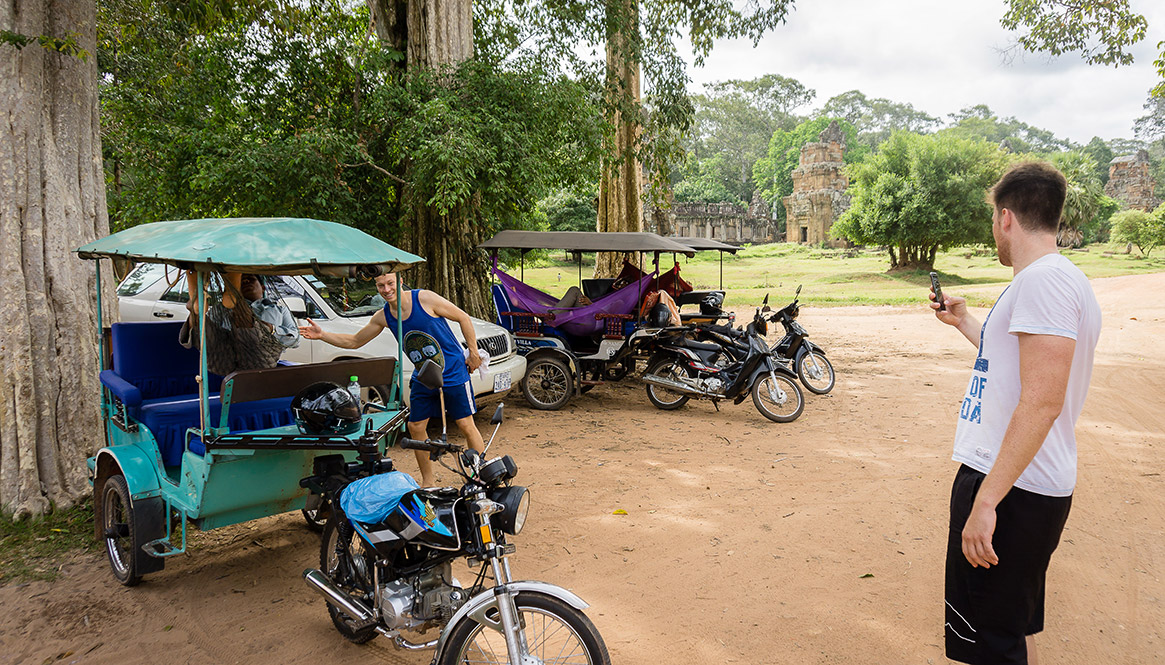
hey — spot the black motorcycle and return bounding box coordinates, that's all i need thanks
[691,288,834,396]
[301,362,610,665]
[640,304,804,423]
[770,286,835,394]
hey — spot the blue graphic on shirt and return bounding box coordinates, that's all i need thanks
[960,285,1009,425]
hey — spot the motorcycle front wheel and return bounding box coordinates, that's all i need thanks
[320,516,378,644]
[751,373,804,423]
[643,357,691,410]
[439,592,611,665]
[796,351,835,394]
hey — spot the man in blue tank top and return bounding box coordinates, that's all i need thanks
[298,273,485,486]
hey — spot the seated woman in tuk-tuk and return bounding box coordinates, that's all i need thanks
[180,270,300,375]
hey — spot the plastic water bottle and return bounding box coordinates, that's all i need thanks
[348,375,361,409]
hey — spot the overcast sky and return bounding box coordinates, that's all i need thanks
[682,0,1165,146]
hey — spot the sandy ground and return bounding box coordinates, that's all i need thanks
[2,273,1162,665]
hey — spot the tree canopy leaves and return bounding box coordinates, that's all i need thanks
[832,132,1009,270]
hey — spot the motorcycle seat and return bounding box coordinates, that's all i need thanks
[681,339,724,353]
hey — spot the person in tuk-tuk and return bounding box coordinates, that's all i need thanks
[180,271,299,374]
[298,272,485,486]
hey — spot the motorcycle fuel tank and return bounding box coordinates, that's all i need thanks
[354,487,462,553]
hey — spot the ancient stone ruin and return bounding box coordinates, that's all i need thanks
[783,120,850,246]
[645,193,773,244]
[1105,150,1161,212]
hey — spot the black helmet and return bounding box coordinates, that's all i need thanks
[648,302,671,328]
[292,381,362,435]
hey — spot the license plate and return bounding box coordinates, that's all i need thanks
[493,371,512,392]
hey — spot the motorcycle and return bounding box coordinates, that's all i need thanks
[639,304,805,423]
[770,286,835,394]
[692,287,835,395]
[301,361,611,665]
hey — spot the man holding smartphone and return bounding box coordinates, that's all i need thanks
[931,162,1101,665]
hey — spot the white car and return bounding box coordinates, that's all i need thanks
[115,263,526,407]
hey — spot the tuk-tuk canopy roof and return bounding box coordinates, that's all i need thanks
[673,236,739,254]
[75,217,424,275]
[479,230,695,256]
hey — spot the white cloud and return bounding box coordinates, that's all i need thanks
[682,0,1165,144]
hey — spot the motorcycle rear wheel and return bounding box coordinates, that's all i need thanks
[320,516,379,644]
[439,592,611,665]
[752,373,804,423]
[796,351,835,394]
[644,358,691,410]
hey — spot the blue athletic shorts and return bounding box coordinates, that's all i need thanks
[408,378,477,423]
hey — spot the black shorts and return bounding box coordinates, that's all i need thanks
[945,465,1072,665]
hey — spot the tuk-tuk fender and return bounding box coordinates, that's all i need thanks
[94,447,162,501]
[522,347,579,380]
[433,582,588,663]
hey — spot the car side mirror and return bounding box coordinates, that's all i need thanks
[415,359,444,391]
[491,403,504,425]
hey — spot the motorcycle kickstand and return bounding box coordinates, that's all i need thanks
[712,400,720,412]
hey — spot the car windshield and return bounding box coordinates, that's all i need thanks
[308,275,385,318]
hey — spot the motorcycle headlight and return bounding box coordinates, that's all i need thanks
[490,486,530,535]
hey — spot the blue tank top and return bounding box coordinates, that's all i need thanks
[383,290,471,386]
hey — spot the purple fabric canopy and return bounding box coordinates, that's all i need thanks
[492,268,654,336]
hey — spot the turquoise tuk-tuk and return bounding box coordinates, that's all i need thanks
[76,217,421,585]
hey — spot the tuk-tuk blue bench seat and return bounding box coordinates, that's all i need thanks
[101,321,296,466]
[139,394,295,465]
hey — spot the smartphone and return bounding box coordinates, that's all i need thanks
[929,271,945,311]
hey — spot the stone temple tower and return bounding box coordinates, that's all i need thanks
[1105,150,1161,212]
[783,120,851,246]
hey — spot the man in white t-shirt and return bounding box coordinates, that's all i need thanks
[931,162,1101,665]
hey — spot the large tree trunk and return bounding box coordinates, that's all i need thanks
[1,2,111,518]
[367,0,490,317]
[594,0,643,279]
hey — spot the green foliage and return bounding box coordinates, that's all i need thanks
[833,132,1009,270]
[1082,136,1114,185]
[752,117,866,229]
[0,29,90,60]
[1000,0,1147,66]
[817,90,940,151]
[684,74,815,200]
[1111,207,1165,256]
[674,153,743,204]
[537,189,598,233]
[941,104,1070,153]
[1048,151,1107,246]
[98,0,602,237]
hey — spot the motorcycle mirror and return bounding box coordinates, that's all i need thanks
[415,359,444,391]
[491,403,505,425]
[795,284,802,297]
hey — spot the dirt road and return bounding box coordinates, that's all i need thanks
[2,273,1162,665]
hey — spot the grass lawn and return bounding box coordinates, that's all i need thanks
[503,242,1165,309]
[0,499,98,583]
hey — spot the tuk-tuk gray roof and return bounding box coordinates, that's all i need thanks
[479,231,695,255]
[673,237,739,254]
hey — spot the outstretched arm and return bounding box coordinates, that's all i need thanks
[930,290,981,348]
[420,290,482,371]
[299,310,387,349]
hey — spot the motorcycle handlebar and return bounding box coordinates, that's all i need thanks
[399,437,461,455]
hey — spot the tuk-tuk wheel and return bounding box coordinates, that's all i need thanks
[521,356,573,410]
[100,474,141,587]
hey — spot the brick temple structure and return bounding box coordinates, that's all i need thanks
[1105,150,1161,212]
[782,120,850,246]
[645,192,774,244]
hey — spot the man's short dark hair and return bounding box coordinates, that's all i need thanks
[990,162,1067,234]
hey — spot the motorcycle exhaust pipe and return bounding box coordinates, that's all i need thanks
[303,568,376,624]
[642,373,717,398]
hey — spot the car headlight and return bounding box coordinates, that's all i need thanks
[490,486,530,535]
